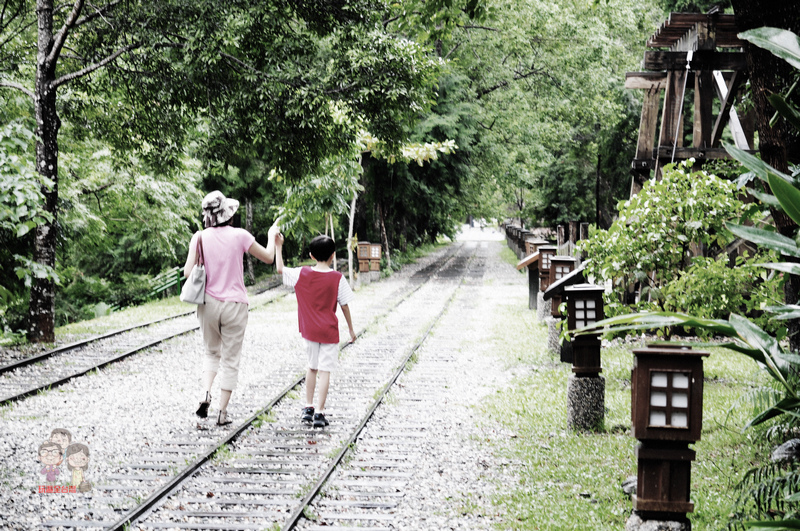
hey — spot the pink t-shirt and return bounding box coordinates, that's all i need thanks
[189,226,255,304]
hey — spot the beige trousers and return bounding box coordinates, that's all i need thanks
[197,295,249,390]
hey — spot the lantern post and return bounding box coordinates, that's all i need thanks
[628,343,708,530]
[563,283,605,431]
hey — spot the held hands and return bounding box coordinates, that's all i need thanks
[268,221,283,246]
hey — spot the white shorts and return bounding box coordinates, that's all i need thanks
[304,339,339,372]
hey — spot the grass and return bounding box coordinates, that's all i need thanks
[479,296,772,530]
[55,295,190,338]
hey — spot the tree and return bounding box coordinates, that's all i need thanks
[731,0,800,351]
[0,0,441,342]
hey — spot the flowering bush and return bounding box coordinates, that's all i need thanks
[579,160,771,329]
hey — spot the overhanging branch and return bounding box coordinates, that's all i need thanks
[0,80,34,99]
[52,42,139,87]
[47,0,86,66]
[75,0,122,28]
[476,67,547,98]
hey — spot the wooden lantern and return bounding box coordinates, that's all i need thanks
[369,259,380,271]
[630,343,709,518]
[631,345,707,441]
[357,241,371,260]
[369,243,382,261]
[525,238,549,257]
[358,259,370,273]
[549,256,578,317]
[537,245,557,291]
[564,284,605,376]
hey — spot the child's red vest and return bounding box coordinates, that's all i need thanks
[294,267,341,344]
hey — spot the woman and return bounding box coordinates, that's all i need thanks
[183,190,279,426]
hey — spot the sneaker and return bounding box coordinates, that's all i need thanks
[196,392,211,418]
[217,409,232,426]
[301,406,315,423]
[313,412,329,428]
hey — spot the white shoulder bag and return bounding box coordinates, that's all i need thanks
[180,233,206,304]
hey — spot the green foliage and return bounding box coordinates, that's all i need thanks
[581,161,761,320]
[730,462,800,529]
[662,253,784,336]
[576,28,800,529]
[0,122,57,297]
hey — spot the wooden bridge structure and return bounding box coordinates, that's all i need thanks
[626,10,753,195]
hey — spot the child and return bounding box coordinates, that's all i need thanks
[275,233,356,428]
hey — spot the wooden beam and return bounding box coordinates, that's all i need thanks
[693,71,714,148]
[711,70,749,149]
[636,88,662,161]
[625,72,667,90]
[643,50,746,71]
[656,146,755,160]
[658,70,686,153]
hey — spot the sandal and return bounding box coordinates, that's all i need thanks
[217,409,232,426]
[196,392,211,418]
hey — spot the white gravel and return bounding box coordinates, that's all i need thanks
[0,225,524,531]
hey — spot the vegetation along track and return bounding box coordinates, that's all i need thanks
[0,279,286,404]
[38,241,477,530]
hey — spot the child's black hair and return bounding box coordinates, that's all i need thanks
[309,235,336,262]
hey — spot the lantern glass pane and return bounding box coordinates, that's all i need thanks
[576,310,585,319]
[651,372,668,388]
[671,412,688,427]
[673,373,690,389]
[586,300,596,309]
[672,392,688,408]
[576,300,585,309]
[576,320,585,328]
[649,411,667,426]
[587,310,596,319]
[650,391,667,407]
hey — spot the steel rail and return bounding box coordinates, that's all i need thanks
[0,278,283,377]
[0,282,288,405]
[281,271,466,531]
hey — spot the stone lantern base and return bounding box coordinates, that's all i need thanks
[625,511,690,531]
[537,292,551,322]
[546,317,560,355]
[567,374,605,431]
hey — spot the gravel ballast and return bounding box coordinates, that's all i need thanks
[0,225,527,530]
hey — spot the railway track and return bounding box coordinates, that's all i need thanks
[0,280,287,404]
[37,241,479,531]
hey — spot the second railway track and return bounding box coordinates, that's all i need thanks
[0,281,288,404]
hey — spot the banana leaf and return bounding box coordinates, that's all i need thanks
[759,263,800,276]
[740,27,800,70]
[727,224,800,257]
[769,93,800,131]
[726,143,793,184]
[765,304,800,320]
[769,173,800,226]
[749,188,782,208]
[744,520,800,530]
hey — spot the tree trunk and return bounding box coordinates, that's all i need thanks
[347,193,357,286]
[245,196,255,284]
[28,0,61,343]
[329,212,337,271]
[377,201,391,270]
[732,0,800,352]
